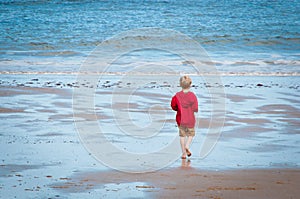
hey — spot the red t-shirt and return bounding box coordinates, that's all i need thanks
[171,91,198,128]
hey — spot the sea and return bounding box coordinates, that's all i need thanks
[0,0,299,75]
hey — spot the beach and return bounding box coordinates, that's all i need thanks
[1,0,300,198]
[0,74,299,198]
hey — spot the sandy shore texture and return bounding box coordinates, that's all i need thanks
[0,75,299,198]
[50,167,300,199]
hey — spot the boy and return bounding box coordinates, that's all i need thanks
[171,76,198,159]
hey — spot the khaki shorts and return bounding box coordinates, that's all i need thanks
[179,126,195,137]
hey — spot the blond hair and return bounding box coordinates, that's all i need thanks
[180,75,192,89]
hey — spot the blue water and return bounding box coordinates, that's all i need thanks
[0,0,299,73]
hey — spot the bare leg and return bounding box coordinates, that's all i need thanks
[180,136,186,158]
[185,136,194,150]
[185,136,194,157]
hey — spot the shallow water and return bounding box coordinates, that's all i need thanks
[0,75,299,170]
[0,74,299,197]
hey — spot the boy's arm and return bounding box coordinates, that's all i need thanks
[192,94,198,113]
[171,96,178,111]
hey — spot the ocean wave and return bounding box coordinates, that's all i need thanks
[195,35,300,47]
[36,51,82,57]
[28,42,55,50]
[214,59,300,67]
[0,50,83,57]
[0,59,81,67]
[1,54,299,66]
[0,57,299,76]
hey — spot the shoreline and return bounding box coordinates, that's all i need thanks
[1,71,300,77]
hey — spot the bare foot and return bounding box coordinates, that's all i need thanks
[185,148,192,157]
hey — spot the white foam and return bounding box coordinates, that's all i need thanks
[1,71,300,76]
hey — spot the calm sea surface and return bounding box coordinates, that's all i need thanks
[0,0,299,74]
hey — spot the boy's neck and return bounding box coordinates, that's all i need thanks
[182,88,190,93]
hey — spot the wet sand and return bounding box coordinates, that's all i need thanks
[0,75,299,198]
[50,167,300,199]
